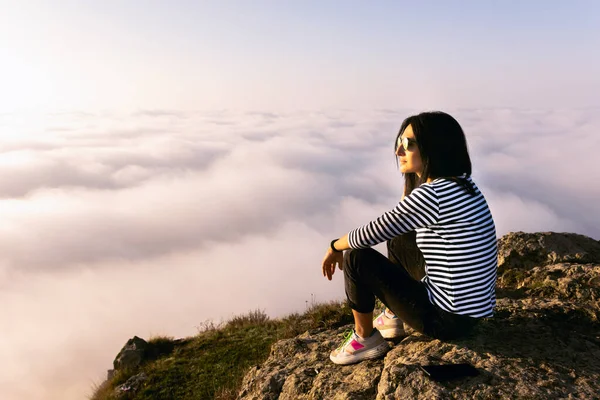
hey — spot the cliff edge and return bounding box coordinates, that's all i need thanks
[97,232,600,400]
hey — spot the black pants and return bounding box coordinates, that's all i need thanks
[343,231,478,340]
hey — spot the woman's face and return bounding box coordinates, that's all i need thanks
[396,124,424,176]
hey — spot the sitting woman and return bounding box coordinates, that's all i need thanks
[321,111,498,365]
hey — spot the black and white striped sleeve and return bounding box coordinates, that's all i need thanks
[348,184,440,249]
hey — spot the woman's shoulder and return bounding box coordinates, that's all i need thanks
[430,173,471,183]
[428,174,478,185]
[427,175,480,195]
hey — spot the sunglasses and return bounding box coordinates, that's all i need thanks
[396,137,418,152]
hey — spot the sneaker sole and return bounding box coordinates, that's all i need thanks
[329,342,390,365]
[378,327,405,339]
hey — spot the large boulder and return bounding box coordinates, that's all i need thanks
[497,231,600,270]
[113,336,148,371]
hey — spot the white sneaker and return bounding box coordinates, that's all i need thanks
[329,328,390,365]
[373,310,405,339]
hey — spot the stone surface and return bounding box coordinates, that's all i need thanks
[238,232,600,399]
[497,231,600,270]
[238,328,383,400]
[115,372,148,399]
[113,336,148,371]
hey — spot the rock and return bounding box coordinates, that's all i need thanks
[238,295,600,399]
[238,329,383,400]
[520,263,600,301]
[238,231,600,399]
[497,231,600,271]
[114,372,148,399]
[377,297,600,399]
[113,336,148,371]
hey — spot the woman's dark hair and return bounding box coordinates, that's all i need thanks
[394,111,476,196]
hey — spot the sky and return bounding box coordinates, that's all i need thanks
[1,1,599,112]
[0,1,599,400]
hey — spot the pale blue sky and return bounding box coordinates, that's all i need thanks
[1,1,599,111]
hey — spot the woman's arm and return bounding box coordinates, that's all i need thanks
[348,184,439,249]
[322,235,347,280]
[331,234,349,252]
[322,188,434,280]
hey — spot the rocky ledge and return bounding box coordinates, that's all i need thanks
[238,232,600,399]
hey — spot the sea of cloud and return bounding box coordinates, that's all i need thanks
[0,107,598,399]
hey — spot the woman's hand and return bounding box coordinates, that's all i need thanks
[321,247,344,281]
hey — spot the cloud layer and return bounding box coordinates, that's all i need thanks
[0,107,598,399]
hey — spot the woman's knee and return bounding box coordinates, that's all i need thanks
[343,248,378,274]
[344,247,376,263]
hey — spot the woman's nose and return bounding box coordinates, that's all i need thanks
[396,146,405,156]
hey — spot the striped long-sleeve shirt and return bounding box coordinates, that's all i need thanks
[347,176,498,318]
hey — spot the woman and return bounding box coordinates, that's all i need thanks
[321,111,497,365]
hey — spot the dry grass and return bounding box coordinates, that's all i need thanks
[90,299,356,400]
